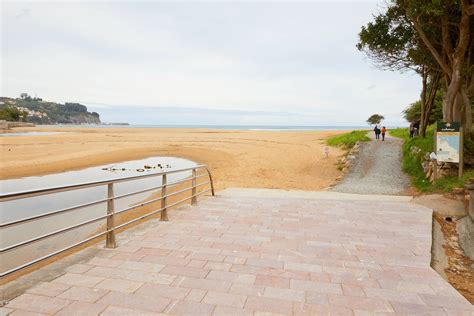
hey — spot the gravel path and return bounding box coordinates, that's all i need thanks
[331,131,411,195]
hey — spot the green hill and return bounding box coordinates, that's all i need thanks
[0,96,101,124]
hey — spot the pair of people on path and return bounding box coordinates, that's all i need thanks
[373,124,386,141]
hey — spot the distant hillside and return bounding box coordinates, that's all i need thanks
[0,96,101,124]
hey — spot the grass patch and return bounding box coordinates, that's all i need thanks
[327,130,370,149]
[391,126,472,193]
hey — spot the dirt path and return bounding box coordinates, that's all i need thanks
[332,131,411,195]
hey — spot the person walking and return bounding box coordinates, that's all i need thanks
[381,126,386,141]
[374,124,380,139]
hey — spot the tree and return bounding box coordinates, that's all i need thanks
[0,107,23,121]
[357,4,441,137]
[403,90,443,124]
[358,1,473,137]
[402,0,473,136]
[366,114,385,125]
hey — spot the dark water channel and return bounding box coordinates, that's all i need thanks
[0,157,197,275]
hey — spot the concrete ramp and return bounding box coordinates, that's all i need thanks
[2,188,472,314]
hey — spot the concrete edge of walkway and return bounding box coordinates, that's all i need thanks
[218,187,413,202]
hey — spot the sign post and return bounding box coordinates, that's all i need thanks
[436,122,462,179]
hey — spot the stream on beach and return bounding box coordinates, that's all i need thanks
[0,157,198,276]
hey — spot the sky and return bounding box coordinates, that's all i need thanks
[1,1,420,126]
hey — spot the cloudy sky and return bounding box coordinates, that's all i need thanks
[2,1,420,126]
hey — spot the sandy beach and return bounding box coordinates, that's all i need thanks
[0,127,345,190]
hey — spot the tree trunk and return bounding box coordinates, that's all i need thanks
[461,87,472,139]
[420,66,428,137]
[421,72,441,137]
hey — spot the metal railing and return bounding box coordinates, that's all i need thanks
[0,165,215,277]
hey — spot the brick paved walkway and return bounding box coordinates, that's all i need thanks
[1,189,472,315]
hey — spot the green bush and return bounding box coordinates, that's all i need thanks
[327,130,370,149]
[392,126,472,192]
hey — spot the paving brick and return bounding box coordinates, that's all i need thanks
[166,300,216,315]
[6,293,70,314]
[97,291,170,313]
[246,258,283,269]
[328,294,394,312]
[364,287,425,305]
[64,264,94,274]
[26,282,70,297]
[95,278,143,293]
[161,265,210,278]
[202,291,247,308]
[185,289,207,302]
[57,286,109,303]
[212,305,253,316]
[86,257,124,268]
[175,277,232,292]
[229,283,265,297]
[224,256,247,265]
[124,270,176,285]
[188,259,208,268]
[135,283,190,300]
[204,261,232,271]
[284,262,322,273]
[55,301,108,315]
[293,302,330,315]
[207,270,256,284]
[255,275,289,288]
[244,296,293,314]
[52,273,104,287]
[85,266,131,279]
[8,310,48,316]
[100,305,164,315]
[140,255,190,266]
[263,286,305,302]
[342,284,366,297]
[290,279,342,294]
[118,260,164,272]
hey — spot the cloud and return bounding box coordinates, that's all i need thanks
[1,1,419,126]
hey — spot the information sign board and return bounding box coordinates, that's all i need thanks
[436,122,460,163]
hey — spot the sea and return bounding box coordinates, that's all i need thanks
[32,124,377,131]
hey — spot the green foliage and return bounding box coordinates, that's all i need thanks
[366,114,384,125]
[357,5,423,72]
[0,107,26,121]
[392,126,474,192]
[402,90,443,123]
[327,130,371,149]
[0,97,100,124]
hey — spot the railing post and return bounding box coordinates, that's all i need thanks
[206,168,215,196]
[191,168,197,205]
[161,174,168,221]
[106,183,116,248]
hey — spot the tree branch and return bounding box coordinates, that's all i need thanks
[409,14,452,78]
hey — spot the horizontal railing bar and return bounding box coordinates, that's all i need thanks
[0,188,212,277]
[112,177,193,201]
[0,197,111,228]
[111,182,210,218]
[0,165,207,202]
[1,177,210,228]
[0,213,111,253]
[0,229,110,277]
[1,182,212,252]
[113,189,210,232]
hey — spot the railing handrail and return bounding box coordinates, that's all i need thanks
[0,164,215,277]
[0,165,207,202]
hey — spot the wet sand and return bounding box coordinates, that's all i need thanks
[0,127,345,190]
